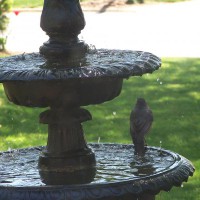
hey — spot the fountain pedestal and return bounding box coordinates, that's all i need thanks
[39,107,96,184]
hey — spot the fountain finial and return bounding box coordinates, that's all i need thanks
[39,0,88,62]
[130,98,153,156]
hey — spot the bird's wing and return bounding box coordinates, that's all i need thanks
[131,110,153,136]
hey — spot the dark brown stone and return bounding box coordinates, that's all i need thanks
[40,0,88,61]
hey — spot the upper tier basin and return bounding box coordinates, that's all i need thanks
[0,49,161,108]
[3,78,122,108]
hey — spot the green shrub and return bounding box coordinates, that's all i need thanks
[0,37,7,50]
[0,0,12,51]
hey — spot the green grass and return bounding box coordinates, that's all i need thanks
[12,0,185,8]
[0,57,199,199]
[12,0,43,8]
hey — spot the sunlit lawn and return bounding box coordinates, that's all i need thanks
[12,0,43,8]
[0,57,199,199]
[12,0,185,8]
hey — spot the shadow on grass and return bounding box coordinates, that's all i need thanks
[98,0,115,13]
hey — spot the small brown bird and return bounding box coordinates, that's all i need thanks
[130,98,153,156]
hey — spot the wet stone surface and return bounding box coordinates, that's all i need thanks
[0,144,177,187]
[0,49,161,81]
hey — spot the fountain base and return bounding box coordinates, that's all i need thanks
[39,148,96,185]
[38,107,96,184]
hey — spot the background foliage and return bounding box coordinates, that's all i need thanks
[0,0,12,50]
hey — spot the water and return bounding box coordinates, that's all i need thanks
[0,50,161,82]
[0,144,177,187]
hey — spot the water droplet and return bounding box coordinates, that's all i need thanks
[160,82,163,85]
[113,112,116,115]
[160,141,162,148]
[166,158,173,161]
[98,137,101,144]
[181,184,184,188]
[130,168,138,173]
[88,44,97,53]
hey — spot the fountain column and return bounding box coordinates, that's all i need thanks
[37,0,96,184]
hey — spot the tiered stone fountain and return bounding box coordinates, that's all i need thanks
[0,0,194,199]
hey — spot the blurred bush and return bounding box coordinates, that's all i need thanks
[0,0,12,51]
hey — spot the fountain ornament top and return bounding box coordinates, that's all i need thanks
[39,0,88,62]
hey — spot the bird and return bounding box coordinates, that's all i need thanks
[130,98,153,156]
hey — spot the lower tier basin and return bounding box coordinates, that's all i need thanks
[0,144,194,200]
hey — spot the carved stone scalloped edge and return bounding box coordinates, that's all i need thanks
[0,50,161,81]
[0,144,194,200]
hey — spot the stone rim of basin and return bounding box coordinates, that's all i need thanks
[0,50,161,81]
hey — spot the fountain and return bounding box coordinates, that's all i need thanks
[0,0,194,199]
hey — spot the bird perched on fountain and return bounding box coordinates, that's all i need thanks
[130,98,153,156]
